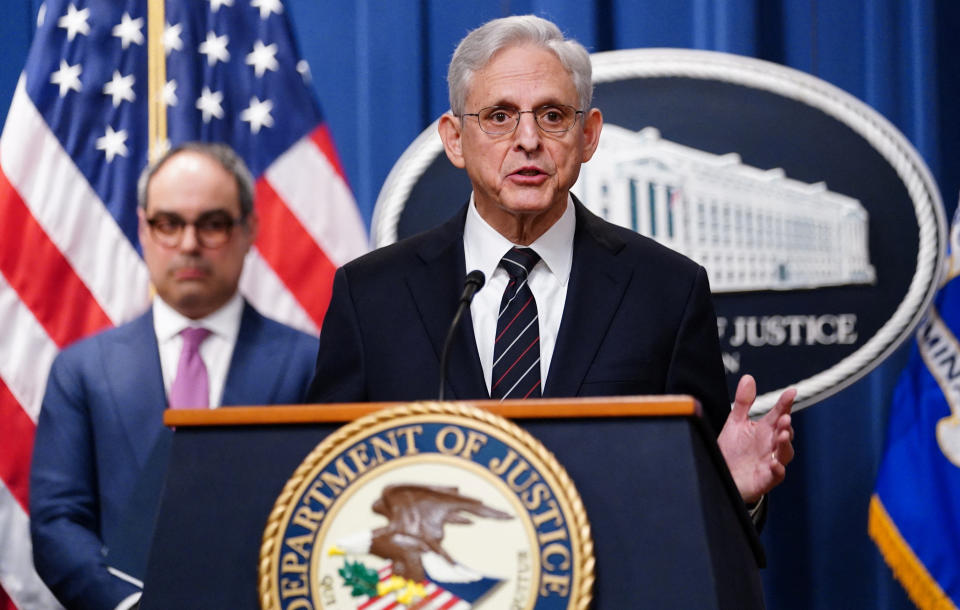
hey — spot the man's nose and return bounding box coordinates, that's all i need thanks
[513,111,542,150]
[179,223,201,251]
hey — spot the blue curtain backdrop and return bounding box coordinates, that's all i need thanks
[3,1,959,608]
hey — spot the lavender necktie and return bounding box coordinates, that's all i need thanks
[168,327,212,409]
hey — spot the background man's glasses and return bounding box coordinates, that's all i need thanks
[461,104,584,135]
[145,211,245,249]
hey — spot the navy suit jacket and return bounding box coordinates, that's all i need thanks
[30,301,318,610]
[307,200,730,433]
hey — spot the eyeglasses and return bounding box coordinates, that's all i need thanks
[461,104,584,135]
[145,210,246,249]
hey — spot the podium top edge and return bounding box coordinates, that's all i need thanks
[164,395,700,427]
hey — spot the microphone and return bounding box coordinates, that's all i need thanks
[439,270,485,400]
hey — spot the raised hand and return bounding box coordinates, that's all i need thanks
[717,374,796,504]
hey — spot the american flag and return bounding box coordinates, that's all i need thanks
[0,1,367,608]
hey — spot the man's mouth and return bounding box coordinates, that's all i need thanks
[508,167,549,185]
[512,166,545,176]
[174,267,207,280]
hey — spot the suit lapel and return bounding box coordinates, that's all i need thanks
[406,206,488,400]
[107,310,169,468]
[544,200,633,397]
[222,303,280,406]
[106,303,283,466]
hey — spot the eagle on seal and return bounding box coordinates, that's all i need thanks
[333,483,513,583]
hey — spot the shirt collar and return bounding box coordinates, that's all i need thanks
[153,292,244,343]
[463,194,575,286]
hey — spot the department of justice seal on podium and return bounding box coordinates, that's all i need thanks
[259,403,594,610]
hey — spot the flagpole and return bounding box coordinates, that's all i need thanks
[147,0,166,162]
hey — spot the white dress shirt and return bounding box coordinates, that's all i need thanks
[464,195,576,393]
[153,292,244,408]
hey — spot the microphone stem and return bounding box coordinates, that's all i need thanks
[439,271,484,401]
[438,301,469,401]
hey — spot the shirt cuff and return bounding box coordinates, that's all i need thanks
[747,494,766,522]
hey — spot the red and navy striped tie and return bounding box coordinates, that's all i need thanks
[491,247,542,400]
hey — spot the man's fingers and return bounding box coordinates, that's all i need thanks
[775,428,795,465]
[776,442,794,466]
[781,414,794,441]
[772,387,797,417]
[731,374,757,421]
[760,387,796,425]
[770,461,787,484]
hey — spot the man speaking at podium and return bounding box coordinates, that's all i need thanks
[306,16,794,513]
[30,143,318,610]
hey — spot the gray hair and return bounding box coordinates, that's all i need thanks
[137,142,255,217]
[447,15,593,116]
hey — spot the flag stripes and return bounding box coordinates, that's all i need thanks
[0,171,112,347]
[253,169,338,327]
[1,583,12,610]
[0,380,34,512]
[0,484,59,608]
[0,272,59,423]
[238,247,319,335]
[0,78,150,325]
[268,129,362,266]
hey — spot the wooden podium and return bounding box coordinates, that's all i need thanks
[135,397,764,609]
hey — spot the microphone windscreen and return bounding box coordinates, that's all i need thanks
[465,269,485,291]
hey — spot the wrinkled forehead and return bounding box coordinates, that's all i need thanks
[465,44,577,108]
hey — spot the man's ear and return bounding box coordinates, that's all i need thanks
[580,108,603,163]
[438,112,466,169]
[137,206,148,243]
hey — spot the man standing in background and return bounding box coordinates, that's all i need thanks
[30,143,318,610]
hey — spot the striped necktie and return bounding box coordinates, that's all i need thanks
[491,247,542,400]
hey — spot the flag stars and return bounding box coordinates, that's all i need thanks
[297,60,311,83]
[103,71,136,107]
[96,126,128,162]
[196,86,224,122]
[208,0,234,12]
[199,31,230,66]
[240,96,274,134]
[246,41,278,77]
[50,60,82,97]
[164,22,183,55]
[251,0,283,19]
[163,80,178,107]
[112,13,144,49]
[37,3,47,27]
[58,4,90,41]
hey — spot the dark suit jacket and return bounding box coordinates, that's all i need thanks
[30,302,318,610]
[307,200,730,433]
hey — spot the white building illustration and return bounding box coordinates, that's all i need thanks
[573,125,875,292]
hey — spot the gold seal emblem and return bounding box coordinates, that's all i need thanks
[259,402,594,609]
